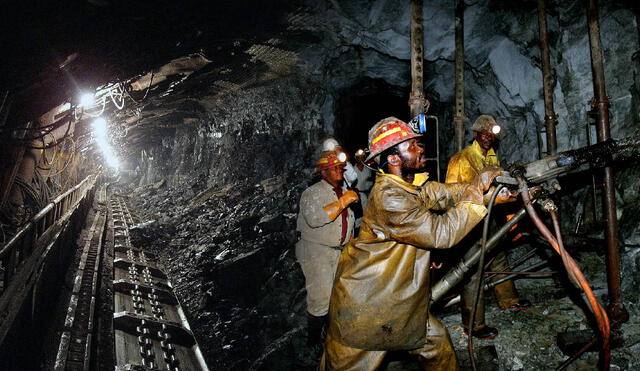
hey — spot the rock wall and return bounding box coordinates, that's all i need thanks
[125,75,329,369]
[119,0,640,368]
[296,0,639,162]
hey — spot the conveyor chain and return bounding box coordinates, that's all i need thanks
[110,196,208,371]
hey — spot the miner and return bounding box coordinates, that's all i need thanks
[320,117,507,370]
[352,149,373,231]
[445,114,531,340]
[296,150,359,350]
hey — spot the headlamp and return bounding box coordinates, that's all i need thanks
[490,124,501,135]
[337,152,347,163]
[408,113,428,134]
[355,149,365,157]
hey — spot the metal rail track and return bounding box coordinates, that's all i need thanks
[55,186,108,371]
[110,195,209,371]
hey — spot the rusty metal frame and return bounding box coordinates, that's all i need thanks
[454,0,468,152]
[537,0,559,156]
[586,0,628,325]
[0,174,97,346]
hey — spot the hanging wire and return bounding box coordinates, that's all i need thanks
[24,118,73,150]
[36,131,58,171]
[45,136,76,178]
[81,94,108,118]
[109,85,125,109]
[122,71,156,104]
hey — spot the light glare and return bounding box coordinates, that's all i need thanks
[92,117,120,169]
[491,125,501,135]
[79,92,95,108]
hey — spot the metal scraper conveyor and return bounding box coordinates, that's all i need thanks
[110,195,209,371]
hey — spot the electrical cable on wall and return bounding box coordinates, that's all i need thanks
[109,85,125,109]
[36,131,58,171]
[25,118,72,150]
[46,136,77,179]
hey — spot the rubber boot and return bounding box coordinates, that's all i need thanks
[307,313,327,348]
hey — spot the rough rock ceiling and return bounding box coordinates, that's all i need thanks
[0,0,306,124]
[2,0,639,167]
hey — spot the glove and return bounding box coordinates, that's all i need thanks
[473,166,502,192]
[323,189,360,220]
[492,187,518,205]
[459,167,502,205]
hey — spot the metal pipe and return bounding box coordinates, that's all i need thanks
[484,270,556,275]
[537,0,558,155]
[586,0,628,325]
[485,247,539,280]
[409,0,427,117]
[430,208,527,303]
[556,338,598,371]
[444,260,550,308]
[453,0,468,152]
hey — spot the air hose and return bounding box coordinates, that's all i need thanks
[468,184,504,371]
[516,174,610,371]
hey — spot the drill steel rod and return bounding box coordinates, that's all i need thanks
[431,208,527,303]
[537,0,558,155]
[443,260,550,308]
[409,0,426,117]
[586,0,628,324]
[453,0,467,152]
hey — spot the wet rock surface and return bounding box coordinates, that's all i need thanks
[108,1,640,370]
[120,74,327,370]
[440,243,640,370]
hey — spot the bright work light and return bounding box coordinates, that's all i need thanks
[78,92,95,108]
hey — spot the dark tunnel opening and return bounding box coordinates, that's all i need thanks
[0,1,639,370]
[334,78,444,180]
[334,79,409,156]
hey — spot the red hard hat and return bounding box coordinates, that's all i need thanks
[316,150,346,170]
[366,117,422,162]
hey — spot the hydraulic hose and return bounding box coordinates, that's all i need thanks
[516,175,610,371]
[468,184,504,371]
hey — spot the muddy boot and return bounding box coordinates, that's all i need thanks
[307,313,327,351]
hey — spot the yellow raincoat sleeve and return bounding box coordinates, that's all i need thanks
[376,183,486,249]
[419,181,468,210]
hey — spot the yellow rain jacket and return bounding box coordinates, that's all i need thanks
[326,172,487,350]
[445,140,500,184]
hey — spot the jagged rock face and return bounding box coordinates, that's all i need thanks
[125,76,328,369]
[120,1,640,369]
[136,78,325,189]
[296,0,639,163]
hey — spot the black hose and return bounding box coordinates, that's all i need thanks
[468,184,504,371]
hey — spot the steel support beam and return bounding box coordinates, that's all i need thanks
[453,0,468,152]
[586,0,628,325]
[409,0,428,117]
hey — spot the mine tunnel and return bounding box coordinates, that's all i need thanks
[0,0,639,370]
